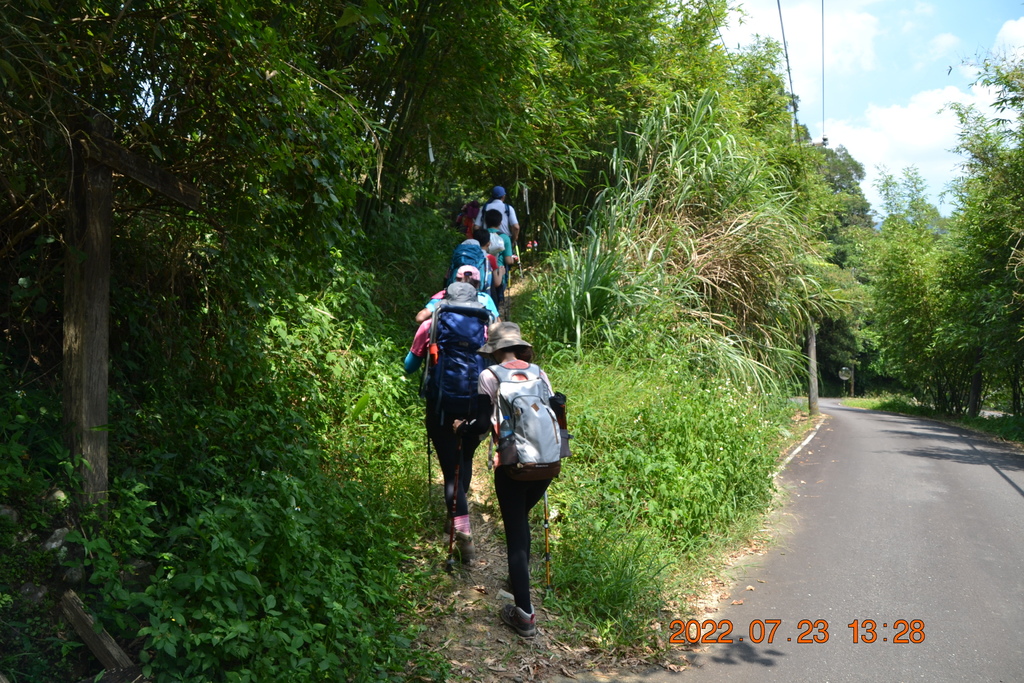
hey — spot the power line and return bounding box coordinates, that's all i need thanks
[703,0,726,48]
[776,0,798,139]
[821,0,827,145]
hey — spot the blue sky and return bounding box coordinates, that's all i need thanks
[720,0,1024,216]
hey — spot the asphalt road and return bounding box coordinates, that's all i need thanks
[552,399,1024,682]
[678,398,1024,682]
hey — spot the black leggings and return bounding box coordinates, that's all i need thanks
[494,466,551,612]
[426,410,481,518]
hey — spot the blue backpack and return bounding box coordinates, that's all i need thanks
[422,304,490,421]
[445,243,491,292]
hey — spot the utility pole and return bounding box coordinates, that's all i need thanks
[808,323,819,416]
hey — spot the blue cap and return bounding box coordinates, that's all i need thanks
[491,185,506,199]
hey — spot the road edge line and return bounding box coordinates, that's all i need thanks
[774,414,827,479]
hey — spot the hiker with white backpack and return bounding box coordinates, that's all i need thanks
[453,322,568,638]
[483,209,517,313]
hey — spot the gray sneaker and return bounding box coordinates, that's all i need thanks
[455,531,476,562]
[500,604,537,638]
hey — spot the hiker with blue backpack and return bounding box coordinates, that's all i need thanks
[404,282,491,564]
[453,322,568,638]
[445,227,497,292]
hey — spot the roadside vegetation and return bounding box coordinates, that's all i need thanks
[1,1,1022,681]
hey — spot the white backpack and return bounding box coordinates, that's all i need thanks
[486,231,505,256]
[489,363,562,480]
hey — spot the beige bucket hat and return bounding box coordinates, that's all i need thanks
[478,322,532,355]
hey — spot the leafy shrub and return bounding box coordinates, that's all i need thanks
[62,251,448,681]
[0,369,69,511]
[115,469,432,682]
[0,369,80,680]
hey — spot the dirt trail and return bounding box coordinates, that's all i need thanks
[413,275,630,681]
[411,287,674,681]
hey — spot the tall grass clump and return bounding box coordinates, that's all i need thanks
[527,90,840,380]
[529,225,640,350]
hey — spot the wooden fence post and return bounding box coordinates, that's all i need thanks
[64,115,114,512]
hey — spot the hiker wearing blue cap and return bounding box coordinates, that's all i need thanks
[474,185,520,243]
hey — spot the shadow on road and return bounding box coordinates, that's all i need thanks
[687,640,787,671]
[898,441,1024,498]
[842,408,1024,493]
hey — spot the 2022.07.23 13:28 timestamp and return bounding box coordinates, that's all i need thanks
[668,619,926,645]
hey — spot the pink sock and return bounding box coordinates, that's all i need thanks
[454,514,471,534]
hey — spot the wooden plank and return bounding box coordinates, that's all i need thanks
[82,134,201,212]
[60,590,134,670]
[64,116,114,511]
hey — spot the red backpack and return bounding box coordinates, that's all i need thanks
[453,201,481,238]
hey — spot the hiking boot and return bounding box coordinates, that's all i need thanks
[455,531,476,563]
[500,604,537,638]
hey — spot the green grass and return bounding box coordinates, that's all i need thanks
[534,353,796,649]
[957,414,1024,442]
[839,396,890,410]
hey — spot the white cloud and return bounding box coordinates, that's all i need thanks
[898,2,935,34]
[994,17,1024,57]
[825,10,881,73]
[913,32,960,71]
[722,1,880,112]
[929,33,961,60]
[956,63,980,80]
[827,85,999,215]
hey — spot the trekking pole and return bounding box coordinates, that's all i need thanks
[445,438,462,573]
[518,184,528,282]
[426,427,433,513]
[542,490,553,594]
